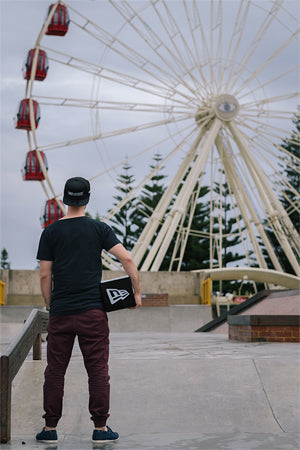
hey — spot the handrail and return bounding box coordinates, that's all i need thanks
[0,309,49,443]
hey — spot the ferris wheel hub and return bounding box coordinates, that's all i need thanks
[215,94,239,121]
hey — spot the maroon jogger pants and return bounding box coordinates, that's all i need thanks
[43,308,110,428]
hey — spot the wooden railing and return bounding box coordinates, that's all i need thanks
[0,309,49,443]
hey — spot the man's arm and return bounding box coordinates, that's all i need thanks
[108,243,142,308]
[39,260,53,309]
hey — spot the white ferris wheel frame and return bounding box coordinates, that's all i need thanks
[24,0,300,277]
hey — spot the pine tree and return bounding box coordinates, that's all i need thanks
[132,152,169,267]
[212,178,245,292]
[1,248,10,269]
[133,152,167,235]
[263,113,300,274]
[279,113,300,230]
[85,211,101,222]
[213,179,245,267]
[109,161,137,250]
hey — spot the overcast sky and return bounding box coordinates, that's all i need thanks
[0,0,299,270]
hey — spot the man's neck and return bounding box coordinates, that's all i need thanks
[62,206,86,219]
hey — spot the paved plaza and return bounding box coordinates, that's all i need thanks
[1,313,299,449]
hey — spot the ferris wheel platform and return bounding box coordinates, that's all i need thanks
[1,311,299,449]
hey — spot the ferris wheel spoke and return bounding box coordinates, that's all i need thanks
[241,92,299,108]
[190,1,211,78]
[239,118,298,155]
[239,109,298,121]
[238,116,297,143]
[242,92,299,109]
[104,125,201,223]
[153,0,205,94]
[223,0,250,91]
[68,5,198,103]
[182,0,210,93]
[238,66,300,101]
[38,113,192,152]
[42,46,194,106]
[109,0,188,76]
[208,0,216,87]
[254,142,300,181]
[239,120,300,169]
[227,0,285,92]
[248,132,300,178]
[109,0,203,98]
[90,120,199,182]
[240,131,300,198]
[232,29,300,96]
[211,0,224,87]
[33,94,191,114]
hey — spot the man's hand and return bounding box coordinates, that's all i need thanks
[128,292,142,309]
[108,243,142,309]
[134,292,142,308]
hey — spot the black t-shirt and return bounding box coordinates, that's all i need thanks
[36,216,121,316]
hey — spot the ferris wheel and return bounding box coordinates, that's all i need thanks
[16,0,299,274]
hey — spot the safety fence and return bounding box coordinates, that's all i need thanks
[0,309,48,443]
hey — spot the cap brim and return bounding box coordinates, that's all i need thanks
[63,195,90,206]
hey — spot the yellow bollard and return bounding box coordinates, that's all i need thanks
[202,278,211,305]
[0,281,5,306]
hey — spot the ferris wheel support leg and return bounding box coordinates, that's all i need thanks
[215,136,268,270]
[133,127,205,267]
[215,135,283,272]
[169,186,200,272]
[228,122,300,276]
[148,119,222,272]
[231,124,300,256]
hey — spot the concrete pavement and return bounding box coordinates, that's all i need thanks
[1,328,299,449]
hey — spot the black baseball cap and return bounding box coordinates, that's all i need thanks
[63,177,90,206]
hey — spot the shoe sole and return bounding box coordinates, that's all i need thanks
[36,439,58,443]
[92,437,119,443]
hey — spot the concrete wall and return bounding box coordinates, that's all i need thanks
[0,269,203,306]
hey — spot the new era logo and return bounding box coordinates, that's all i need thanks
[106,288,130,305]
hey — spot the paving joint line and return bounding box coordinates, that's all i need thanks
[252,358,286,433]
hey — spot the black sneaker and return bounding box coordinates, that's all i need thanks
[36,427,58,443]
[92,426,119,443]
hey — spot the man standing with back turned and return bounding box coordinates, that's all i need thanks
[35,176,142,444]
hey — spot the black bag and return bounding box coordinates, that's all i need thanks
[101,275,136,312]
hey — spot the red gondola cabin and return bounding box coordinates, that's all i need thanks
[15,99,41,130]
[46,4,70,36]
[41,199,64,228]
[23,49,49,81]
[22,151,48,181]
